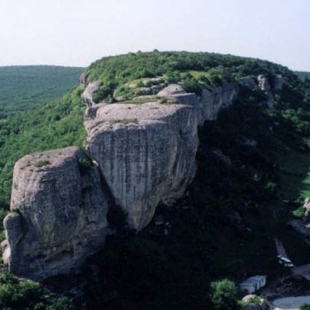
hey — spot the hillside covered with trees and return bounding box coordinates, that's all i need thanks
[0,66,83,118]
[1,51,310,309]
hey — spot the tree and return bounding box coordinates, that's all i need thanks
[210,279,238,310]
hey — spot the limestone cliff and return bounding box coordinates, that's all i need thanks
[199,82,238,121]
[2,82,237,280]
[85,88,199,230]
[81,81,102,107]
[84,83,237,230]
[2,147,108,281]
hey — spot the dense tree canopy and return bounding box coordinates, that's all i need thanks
[0,66,83,118]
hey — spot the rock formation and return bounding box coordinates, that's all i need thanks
[257,74,274,107]
[2,147,108,281]
[79,72,89,86]
[2,82,237,281]
[242,73,283,108]
[83,83,237,230]
[85,86,199,230]
[199,82,238,121]
[81,81,102,107]
[257,74,271,93]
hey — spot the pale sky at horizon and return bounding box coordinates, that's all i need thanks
[0,0,309,71]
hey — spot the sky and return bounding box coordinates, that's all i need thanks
[0,0,309,71]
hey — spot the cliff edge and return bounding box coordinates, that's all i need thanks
[85,85,200,230]
[2,83,237,281]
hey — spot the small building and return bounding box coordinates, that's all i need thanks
[240,276,267,294]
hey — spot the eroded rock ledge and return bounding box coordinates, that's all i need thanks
[2,83,237,281]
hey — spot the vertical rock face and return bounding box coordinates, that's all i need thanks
[84,83,237,230]
[3,83,237,280]
[257,74,271,92]
[79,72,89,86]
[199,82,238,121]
[257,74,274,107]
[85,100,199,230]
[81,81,102,107]
[2,146,108,281]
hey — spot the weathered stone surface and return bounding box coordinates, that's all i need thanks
[83,83,237,230]
[157,84,189,97]
[257,74,274,107]
[199,82,238,121]
[3,146,108,281]
[303,197,310,219]
[257,74,270,92]
[81,81,102,107]
[79,72,89,86]
[85,98,199,230]
[3,82,238,280]
[157,83,237,122]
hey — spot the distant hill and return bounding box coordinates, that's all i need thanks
[0,65,84,118]
[295,71,310,80]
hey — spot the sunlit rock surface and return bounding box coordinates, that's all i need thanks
[2,146,108,281]
[3,82,237,280]
[85,98,199,230]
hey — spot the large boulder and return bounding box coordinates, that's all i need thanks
[2,146,108,281]
[84,96,199,230]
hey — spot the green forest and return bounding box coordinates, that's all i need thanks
[1,51,310,309]
[0,66,83,118]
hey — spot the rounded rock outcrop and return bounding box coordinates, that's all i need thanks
[3,146,109,281]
